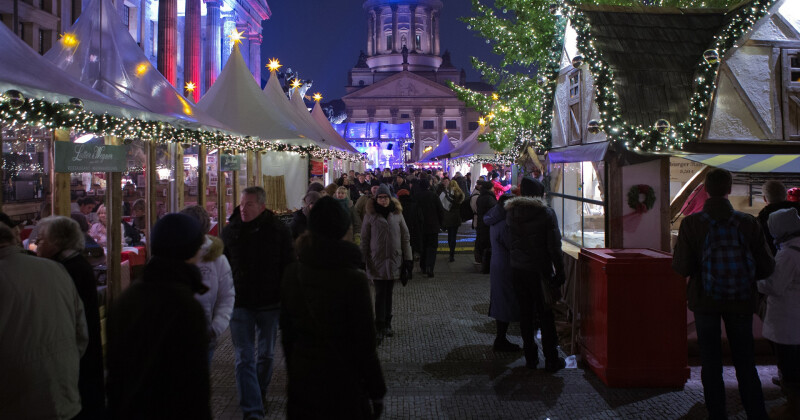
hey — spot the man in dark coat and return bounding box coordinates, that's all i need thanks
[673,169,774,420]
[505,177,565,371]
[758,180,800,255]
[397,188,423,258]
[223,186,295,420]
[414,178,444,277]
[474,180,497,266]
[289,191,321,240]
[281,197,386,419]
[107,213,212,420]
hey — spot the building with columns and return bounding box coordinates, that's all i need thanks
[342,0,491,161]
[0,0,270,97]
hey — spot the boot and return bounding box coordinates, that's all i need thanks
[383,316,394,337]
[771,384,800,420]
[449,250,455,262]
[493,337,521,352]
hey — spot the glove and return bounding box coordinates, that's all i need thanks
[371,399,384,419]
[401,260,414,286]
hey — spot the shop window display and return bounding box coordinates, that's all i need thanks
[549,161,605,248]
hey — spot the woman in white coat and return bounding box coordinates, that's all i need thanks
[181,205,235,361]
[361,184,412,343]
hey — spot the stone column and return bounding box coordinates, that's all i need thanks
[391,5,398,53]
[366,10,374,56]
[221,17,235,68]
[390,108,399,124]
[367,107,376,123]
[409,5,417,53]
[184,0,201,102]
[427,8,434,54]
[436,107,445,141]
[157,0,178,86]
[459,108,467,142]
[249,33,262,83]
[373,7,382,55]
[433,10,440,56]
[203,0,221,94]
[236,23,249,69]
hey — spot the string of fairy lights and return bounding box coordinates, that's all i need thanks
[454,0,776,155]
[0,90,366,163]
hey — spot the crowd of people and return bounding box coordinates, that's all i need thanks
[0,165,798,420]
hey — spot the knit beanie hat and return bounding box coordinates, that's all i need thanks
[396,188,410,197]
[377,184,392,197]
[520,176,545,197]
[150,213,205,261]
[788,187,800,203]
[308,196,350,240]
[768,208,800,244]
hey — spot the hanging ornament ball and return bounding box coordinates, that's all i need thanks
[486,39,491,44]
[466,25,472,30]
[703,49,720,65]
[587,120,601,134]
[123,138,134,145]
[549,4,558,14]
[655,119,671,134]
[181,143,192,149]
[537,76,548,87]
[572,55,584,68]
[68,97,84,109]
[4,90,24,109]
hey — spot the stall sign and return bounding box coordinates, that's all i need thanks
[220,154,242,172]
[669,157,705,183]
[310,159,324,176]
[54,142,129,172]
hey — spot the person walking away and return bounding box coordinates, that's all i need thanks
[397,188,423,263]
[757,180,800,255]
[483,195,522,352]
[281,196,386,419]
[441,181,465,262]
[106,213,211,419]
[757,208,800,419]
[673,168,774,420]
[0,222,88,420]
[180,205,236,361]
[335,186,362,243]
[35,216,105,419]
[356,184,380,222]
[505,177,565,371]
[223,186,295,420]
[415,178,444,277]
[289,191,321,240]
[362,185,412,343]
[475,181,497,268]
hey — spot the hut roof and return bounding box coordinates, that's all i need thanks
[579,4,731,128]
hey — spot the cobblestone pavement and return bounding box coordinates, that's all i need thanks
[210,233,785,420]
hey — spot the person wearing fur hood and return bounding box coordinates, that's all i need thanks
[504,176,566,372]
[180,206,235,360]
[361,184,413,342]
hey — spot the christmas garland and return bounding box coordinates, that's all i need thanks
[627,184,656,213]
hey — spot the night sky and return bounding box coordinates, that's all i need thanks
[259,0,503,100]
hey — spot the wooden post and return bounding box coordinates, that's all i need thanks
[659,157,671,252]
[255,151,262,187]
[146,141,158,257]
[246,151,255,187]
[198,145,207,208]
[52,129,72,216]
[607,152,623,249]
[105,135,123,303]
[216,149,225,234]
[174,143,184,211]
[232,151,241,209]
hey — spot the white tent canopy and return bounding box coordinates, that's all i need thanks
[196,44,317,146]
[293,94,358,153]
[44,0,227,130]
[0,21,149,121]
[262,72,328,146]
[419,133,454,163]
[449,128,496,159]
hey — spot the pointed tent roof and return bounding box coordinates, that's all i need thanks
[262,71,326,145]
[419,133,454,163]
[295,96,357,153]
[44,0,227,129]
[0,21,148,120]
[449,128,496,159]
[196,44,316,146]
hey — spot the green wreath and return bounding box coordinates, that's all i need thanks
[627,184,656,214]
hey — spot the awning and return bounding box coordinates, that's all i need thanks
[547,142,608,163]
[682,154,800,173]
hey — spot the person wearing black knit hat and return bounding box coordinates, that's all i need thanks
[281,196,386,418]
[504,176,566,372]
[107,213,212,419]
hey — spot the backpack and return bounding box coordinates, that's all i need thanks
[700,211,756,301]
[460,198,473,222]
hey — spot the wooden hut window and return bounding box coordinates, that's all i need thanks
[568,70,582,145]
[781,50,800,140]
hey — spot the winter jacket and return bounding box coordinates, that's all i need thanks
[223,209,295,309]
[280,234,385,418]
[441,189,465,229]
[398,194,423,253]
[415,189,444,234]
[355,193,373,222]
[289,209,309,240]
[361,198,412,281]
[58,251,105,418]
[757,210,800,345]
[505,196,565,283]
[336,196,362,236]
[484,203,520,322]
[476,188,497,232]
[107,257,211,420]
[757,200,800,255]
[0,246,88,420]
[672,197,774,314]
[492,179,511,200]
[195,235,235,341]
[453,175,469,197]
